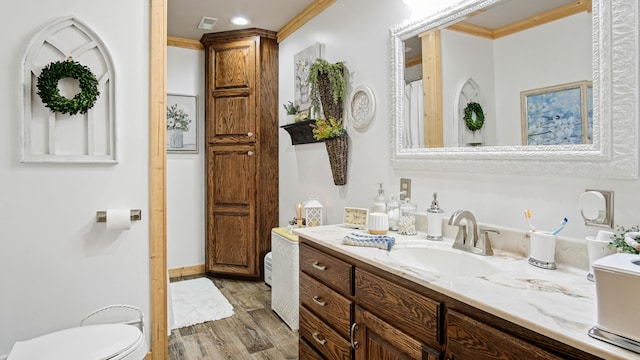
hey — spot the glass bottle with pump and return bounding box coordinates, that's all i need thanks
[371,183,387,213]
[426,192,444,240]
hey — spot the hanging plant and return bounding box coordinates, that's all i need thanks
[36,59,100,115]
[463,102,484,132]
[307,59,347,119]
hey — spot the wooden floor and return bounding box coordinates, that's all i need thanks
[168,276,299,360]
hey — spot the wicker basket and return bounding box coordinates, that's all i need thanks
[324,134,348,185]
[318,73,344,121]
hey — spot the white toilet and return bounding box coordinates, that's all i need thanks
[7,305,147,360]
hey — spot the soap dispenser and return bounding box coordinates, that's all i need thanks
[426,192,444,240]
[371,183,387,213]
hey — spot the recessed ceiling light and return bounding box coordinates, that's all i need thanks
[231,17,250,26]
[197,16,218,30]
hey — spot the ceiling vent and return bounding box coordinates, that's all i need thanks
[197,16,218,30]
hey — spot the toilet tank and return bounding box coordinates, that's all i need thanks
[593,253,640,342]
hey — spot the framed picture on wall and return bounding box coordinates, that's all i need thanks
[521,80,591,145]
[166,94,198,154]
[294,43,323,112]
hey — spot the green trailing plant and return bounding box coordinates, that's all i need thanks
[463,102,485,132]
[608,225,640,254]
[36,59,100,115]
[311,116,346,141]
[307,59,347,114]
[283,101,299,115]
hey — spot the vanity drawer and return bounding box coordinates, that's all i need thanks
[300,271,352,338]
[299,338,324,360]
[446,310,563,360]
[299,306,351,360]
[300,243,352,295]
[355,268,442,349]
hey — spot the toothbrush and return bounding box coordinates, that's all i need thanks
[524,209,536,232]
[551,217,568,236]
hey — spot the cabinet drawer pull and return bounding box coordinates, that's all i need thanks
[350,323,359,349]
[247,151,254,156]
[312,296,326,306]
[247,132,254,137]
[311,261,326,270]
[312,332,327,345]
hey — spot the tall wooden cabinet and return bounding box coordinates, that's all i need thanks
[201,29,278,279]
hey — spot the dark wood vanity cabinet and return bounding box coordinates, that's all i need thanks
[299,238,603,360]
[201,29,278,279]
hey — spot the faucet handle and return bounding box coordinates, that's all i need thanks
[479,228,500,256]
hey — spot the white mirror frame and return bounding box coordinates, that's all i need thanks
[389,0,638,179]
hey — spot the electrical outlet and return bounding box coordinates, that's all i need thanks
[400,178,411,201]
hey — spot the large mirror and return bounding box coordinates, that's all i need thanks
[389,0,638,179]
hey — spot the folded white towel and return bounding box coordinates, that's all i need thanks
[342,233,395,251]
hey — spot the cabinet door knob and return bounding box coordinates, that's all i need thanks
[311,261,326,270]
[247,132,254,137]
[247,151,254,156]
[350,323,360,349]
[312,332,327,345]
[312,296,326,307]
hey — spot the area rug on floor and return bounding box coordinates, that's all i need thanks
[170,277,234,329]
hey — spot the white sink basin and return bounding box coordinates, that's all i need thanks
[389,246,498,278]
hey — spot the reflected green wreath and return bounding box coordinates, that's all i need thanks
[463,102,484,132]
[36,59,100,115]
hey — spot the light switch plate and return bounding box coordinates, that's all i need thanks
[400,178,411,201]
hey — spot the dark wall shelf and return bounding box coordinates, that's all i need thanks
[280,119,323,145]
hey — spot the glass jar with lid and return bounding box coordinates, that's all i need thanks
[398,198,417,235]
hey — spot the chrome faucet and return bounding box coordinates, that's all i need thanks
[448,210,498,256]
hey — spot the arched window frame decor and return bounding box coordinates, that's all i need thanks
[21,16,116,163]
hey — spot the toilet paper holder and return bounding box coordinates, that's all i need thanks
[96,209,142,223]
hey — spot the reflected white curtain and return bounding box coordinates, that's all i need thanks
[404,80,424,148]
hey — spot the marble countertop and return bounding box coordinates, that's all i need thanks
[294,225,640,360]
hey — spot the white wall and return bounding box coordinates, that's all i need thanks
[278,1,639,247]
[166,46,206,269]
[441,29,496,146]
[0,1,150,354]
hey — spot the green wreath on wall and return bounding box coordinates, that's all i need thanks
[463,102,484,132]
[36,59,100,115]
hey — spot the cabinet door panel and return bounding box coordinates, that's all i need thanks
[207,39,256,144]
[354,306,440,360]
[209,146,254,205]
[300,271,352,338]
[446,310,563,360]
[206,145,256,276]
[213,42,252,88]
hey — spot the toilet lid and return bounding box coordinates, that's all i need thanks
[8,324,143,360]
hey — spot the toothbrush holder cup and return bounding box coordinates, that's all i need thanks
[528,231,557,270]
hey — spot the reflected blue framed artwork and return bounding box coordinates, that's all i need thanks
[521,81,591,145]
